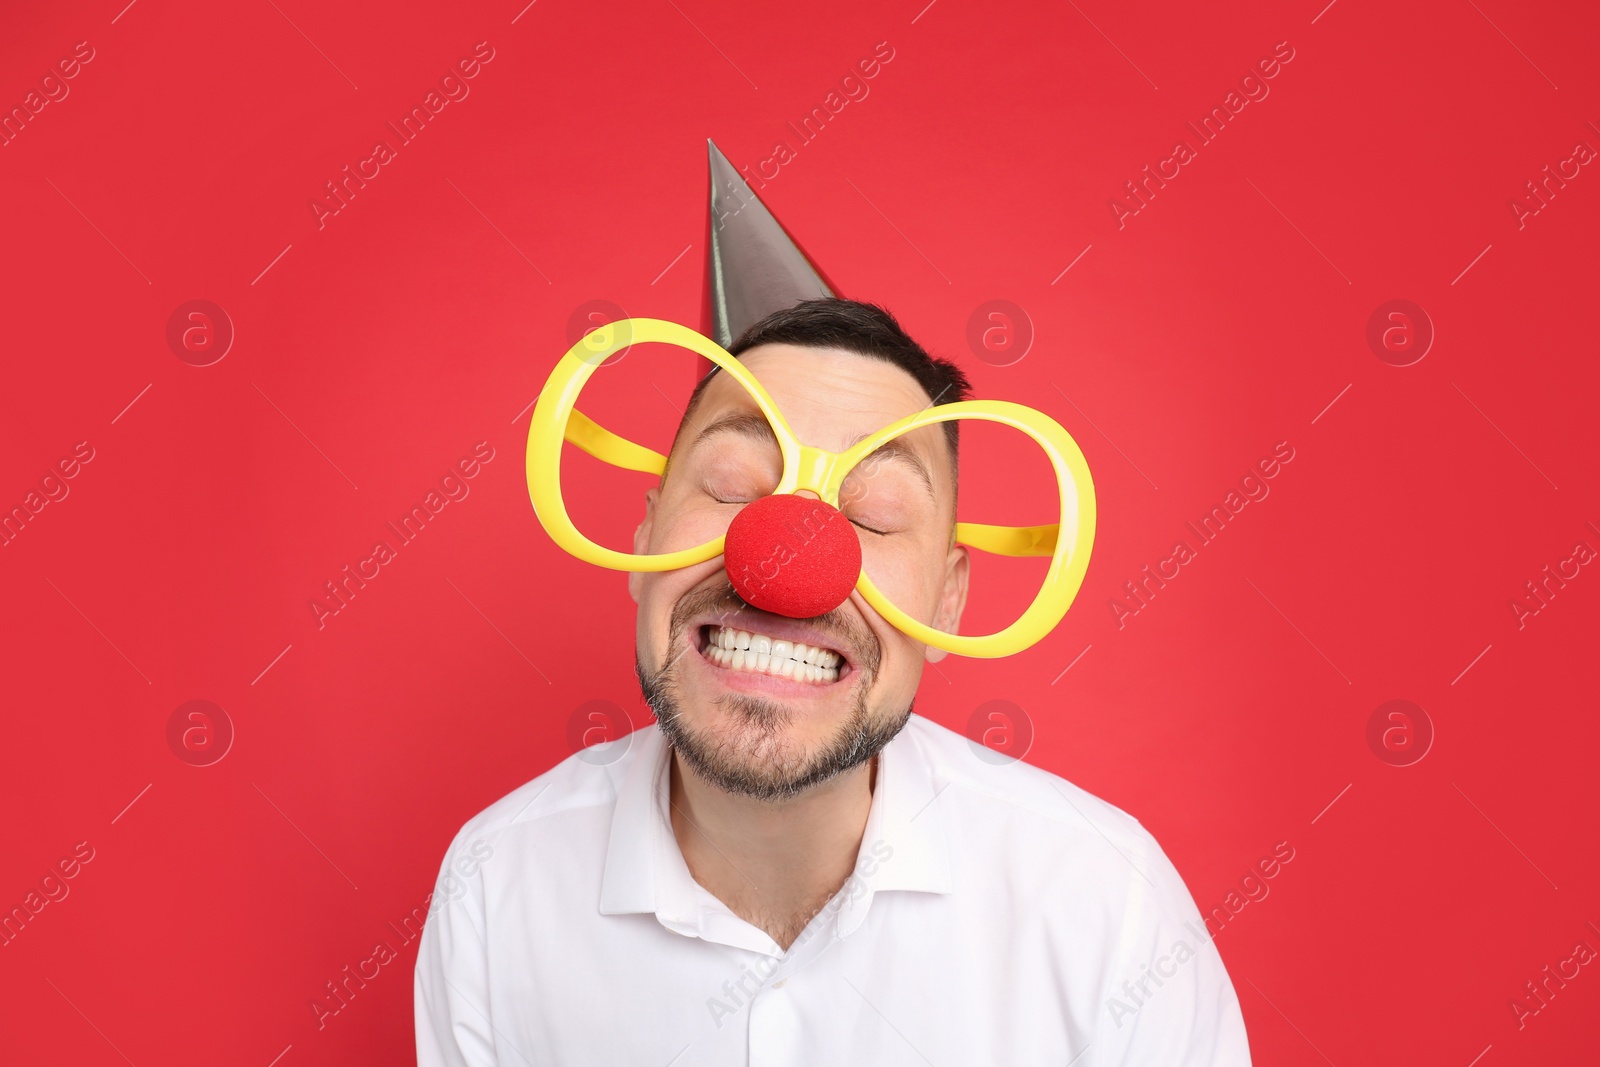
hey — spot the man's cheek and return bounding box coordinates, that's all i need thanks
[840,591,899,681]
[869,541,945,618]
[651,498,738,554]
[640,561,723,639]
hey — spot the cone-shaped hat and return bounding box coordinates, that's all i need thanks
[706,139,835,349]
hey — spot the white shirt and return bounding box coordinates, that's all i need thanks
[414,714,1252,1066]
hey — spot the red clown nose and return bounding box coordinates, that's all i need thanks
[723,494,862,618]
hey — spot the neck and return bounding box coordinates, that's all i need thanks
[668,749,878,950]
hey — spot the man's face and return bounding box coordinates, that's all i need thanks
[629,344,969,800]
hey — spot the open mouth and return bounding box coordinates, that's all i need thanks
[696,623,845,685]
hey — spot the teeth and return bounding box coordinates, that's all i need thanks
[703,626,842,684]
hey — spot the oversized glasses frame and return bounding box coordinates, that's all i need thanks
[525,317,1096,658]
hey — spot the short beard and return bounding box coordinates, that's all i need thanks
[635,586,911,802]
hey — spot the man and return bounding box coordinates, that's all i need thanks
[414,145,1250,1066]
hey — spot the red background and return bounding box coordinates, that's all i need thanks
[2,0,1597,1063]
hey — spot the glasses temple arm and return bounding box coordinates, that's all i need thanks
[954,522,1058,557]
[565,408,668,476]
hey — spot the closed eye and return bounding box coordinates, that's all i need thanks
[700,475,771,505]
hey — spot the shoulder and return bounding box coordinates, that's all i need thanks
[900,714,1188,904]
[903,713,1152,848]
[433,726,652,874]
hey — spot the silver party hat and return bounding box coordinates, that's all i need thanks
[706,139,835,349]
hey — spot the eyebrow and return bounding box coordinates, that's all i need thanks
[691,410,781,450]
[844,431,937,502]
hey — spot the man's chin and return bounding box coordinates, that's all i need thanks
[637,652,910,801]
[665,695,855,800]
[687,696,850,761]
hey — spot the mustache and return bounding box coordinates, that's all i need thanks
[668,580,881,679]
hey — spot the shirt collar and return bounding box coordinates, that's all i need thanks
[598,715,954,939]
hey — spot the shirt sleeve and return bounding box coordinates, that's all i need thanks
[1097,831,1253,1066]
[414,828,500,1067]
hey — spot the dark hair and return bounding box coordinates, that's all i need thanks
[677,298,972,467]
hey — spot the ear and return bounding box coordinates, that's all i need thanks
[627,484,661,604]
[924,542,969,664]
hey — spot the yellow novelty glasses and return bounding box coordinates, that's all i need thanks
[525,318,1095,658]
